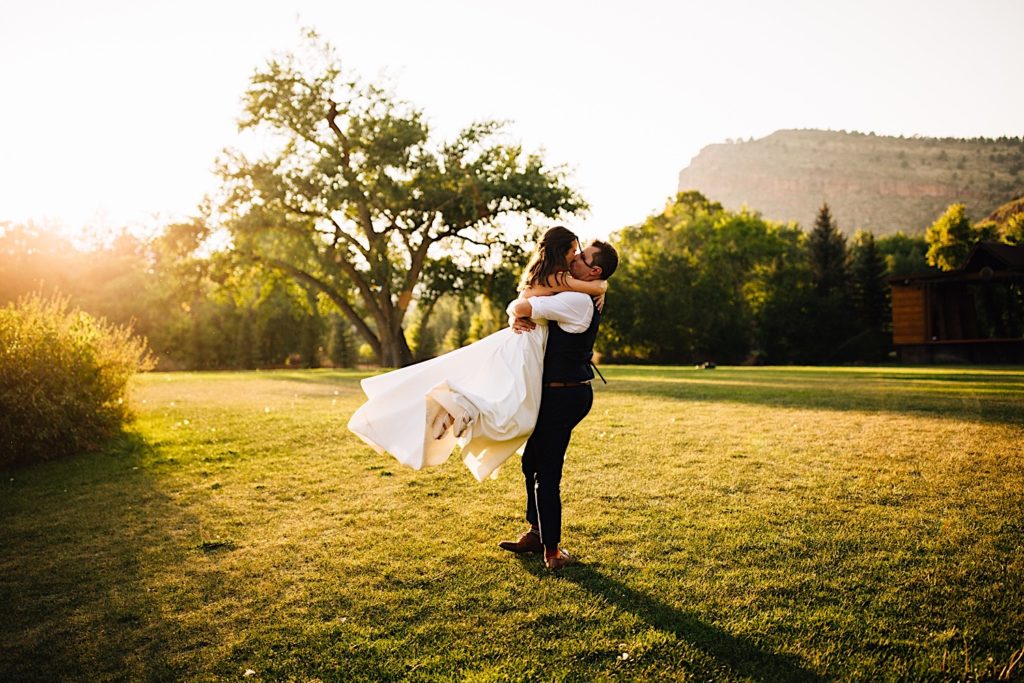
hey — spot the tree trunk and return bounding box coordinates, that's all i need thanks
[378,323,414,367]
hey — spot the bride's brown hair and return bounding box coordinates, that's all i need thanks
[522,226,578,289]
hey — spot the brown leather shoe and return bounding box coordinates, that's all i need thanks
[544,547,573,570]
[498,529,543,554]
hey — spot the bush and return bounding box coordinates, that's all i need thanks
[0,294,154,467]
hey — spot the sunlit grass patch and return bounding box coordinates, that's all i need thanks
[2,366,1022,681]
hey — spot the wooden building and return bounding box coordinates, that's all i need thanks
[889,242,1024,363]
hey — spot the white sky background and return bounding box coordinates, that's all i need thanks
[1,0,1022,244]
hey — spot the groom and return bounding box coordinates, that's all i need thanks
[500,238,619,569]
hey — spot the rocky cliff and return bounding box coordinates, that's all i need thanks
[677,129,1024,235]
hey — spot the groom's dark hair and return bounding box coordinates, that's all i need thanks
[590,240,619,280]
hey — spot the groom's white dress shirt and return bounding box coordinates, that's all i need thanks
[513,291,594,333]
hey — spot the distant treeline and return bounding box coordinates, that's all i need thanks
[5,187,1022,368]
[0,225,356,370]
[0,207,920,369]
[600,191,1023,365]
[4,189,1021,368]
[0,223,512,371]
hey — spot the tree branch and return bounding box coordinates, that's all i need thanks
[397,236,432,314]
[279,195,370,258]
[251,199,382,324]
[327,99,377,240]
[254,254,381,358]
[327,214,371,257]
[434,222,499,248]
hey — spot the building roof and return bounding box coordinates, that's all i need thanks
[889,242,1024,284]
[963,241,1024,270]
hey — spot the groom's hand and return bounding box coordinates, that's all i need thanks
[511,316,536,334]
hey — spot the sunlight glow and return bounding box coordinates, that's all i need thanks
[1,0,1021,243]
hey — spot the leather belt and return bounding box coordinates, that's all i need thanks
[543,381,592,388]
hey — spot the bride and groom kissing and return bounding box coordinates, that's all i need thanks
[348,226,618,570]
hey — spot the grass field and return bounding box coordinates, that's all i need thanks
[2,366,1023,682]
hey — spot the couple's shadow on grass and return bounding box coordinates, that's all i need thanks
[516,556,821,683]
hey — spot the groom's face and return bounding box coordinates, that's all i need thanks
[570,245,602,281]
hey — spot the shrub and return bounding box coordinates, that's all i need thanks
[0,294,154,467]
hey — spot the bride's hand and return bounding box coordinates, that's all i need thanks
[511,316,536,334]
[593,293,605,312]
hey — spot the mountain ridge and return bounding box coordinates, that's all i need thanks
[677,129,1024,235]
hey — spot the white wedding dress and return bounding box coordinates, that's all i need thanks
[347,318,549,482]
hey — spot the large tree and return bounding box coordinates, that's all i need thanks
[214,32,586,366]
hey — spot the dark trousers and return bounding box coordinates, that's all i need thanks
[521,384,594,552]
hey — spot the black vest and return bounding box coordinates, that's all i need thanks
[542,300,601,383]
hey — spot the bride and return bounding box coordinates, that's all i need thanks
[347,226,607,481]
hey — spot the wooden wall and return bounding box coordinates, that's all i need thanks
[891,285,926,344]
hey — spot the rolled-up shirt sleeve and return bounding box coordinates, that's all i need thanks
[525,292,593,333]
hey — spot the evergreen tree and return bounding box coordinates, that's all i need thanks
[848,231,891,360]
[298,315,320,368]
[808,202,848,296]
[849,231,888,329]
[805,203,857,362]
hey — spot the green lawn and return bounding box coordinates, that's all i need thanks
[2,366,1023,682]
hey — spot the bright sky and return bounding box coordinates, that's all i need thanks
[1,0,1022,243]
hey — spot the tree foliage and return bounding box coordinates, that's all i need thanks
[600,193,912,365]
[600,192,811,364]
[925,203,977,271]
[801,203,863,361]
[0,222,342,371]
[1003,213,1024,246]
[215,31,585,366]
[847,231,890,360]
[848,231,888,329]
[925,198,1024,271]
[877,232,936,277]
